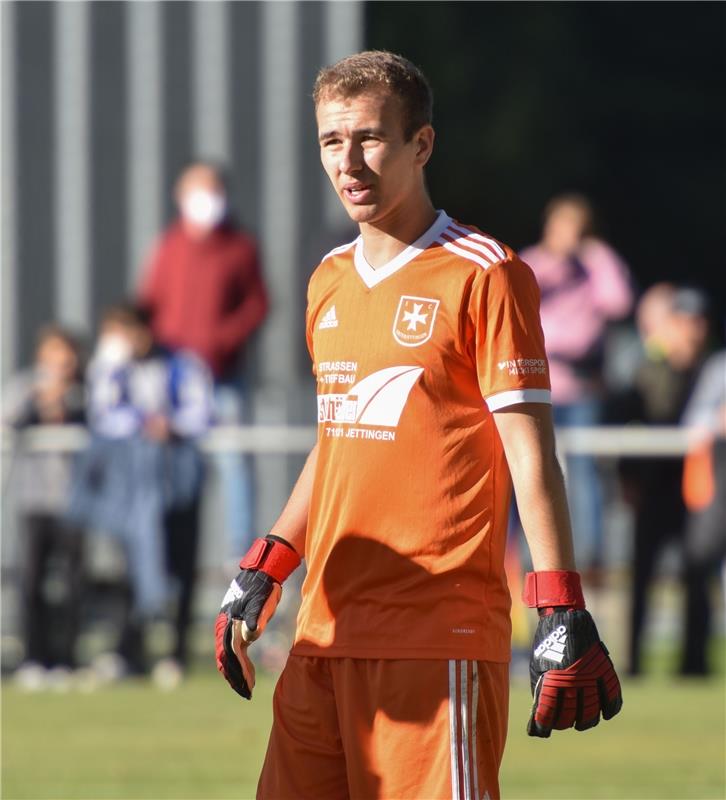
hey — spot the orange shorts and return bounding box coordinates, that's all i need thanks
[257,656,509,800]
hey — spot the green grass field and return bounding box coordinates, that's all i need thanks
[2,668,724,800]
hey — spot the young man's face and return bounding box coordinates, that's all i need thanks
[316,88,433,227]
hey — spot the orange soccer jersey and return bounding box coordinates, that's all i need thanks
[293,211,550,663]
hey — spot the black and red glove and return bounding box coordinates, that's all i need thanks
[215,535,300,700]
[523,570,623,737]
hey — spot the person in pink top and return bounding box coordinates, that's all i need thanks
[520,194,633,575]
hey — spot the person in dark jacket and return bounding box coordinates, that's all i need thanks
[617,286,711,675]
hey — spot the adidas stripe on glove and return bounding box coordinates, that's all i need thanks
[215,535,300,700]
[523,570,623,737]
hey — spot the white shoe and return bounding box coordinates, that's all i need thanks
[90,653,129,685]
[73,667,100,693]
[151,658,184,691]
[46,666,74,693]
[14,661,48,692]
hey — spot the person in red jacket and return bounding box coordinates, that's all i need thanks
[138,162,268,554]
[139,162,267,378]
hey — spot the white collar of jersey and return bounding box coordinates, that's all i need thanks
[353,210,452,289]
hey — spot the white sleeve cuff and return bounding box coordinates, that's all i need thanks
[485,388,552,411]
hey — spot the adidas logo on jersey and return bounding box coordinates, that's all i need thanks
[534,625,568,663]
[319,305,339,329]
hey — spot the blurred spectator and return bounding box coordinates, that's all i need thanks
[68,304,212,684]
[137,162,268,556]
[3,325,85,687]
[680,348,726,675]
[521,193,634,575]
[617,286,711,675]
[635,282,678,348]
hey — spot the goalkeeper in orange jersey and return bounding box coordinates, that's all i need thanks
[215,50,622,800]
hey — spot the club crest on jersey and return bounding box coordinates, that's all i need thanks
[392,295,440,347]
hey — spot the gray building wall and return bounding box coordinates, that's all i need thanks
[2,0,363,531]
[3,0,363,370]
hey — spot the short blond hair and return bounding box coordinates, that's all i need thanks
[313,50,433,141]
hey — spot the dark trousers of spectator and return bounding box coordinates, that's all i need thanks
[118,497,201,672]
[165,497,201,667]
[627,459,685,676]
[22,514,84,668]
[681,565,711,675]
[681,440,726,675]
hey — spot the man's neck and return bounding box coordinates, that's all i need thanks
[359,197,438,269]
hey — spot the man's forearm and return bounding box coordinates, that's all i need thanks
[493,404,576,571]
[267,442,319,556]
[515,450,576,571]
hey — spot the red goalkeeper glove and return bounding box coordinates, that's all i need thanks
[523,571,623,737]
[215,535,300,700]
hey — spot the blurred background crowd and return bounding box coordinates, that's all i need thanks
[2,1,724,694]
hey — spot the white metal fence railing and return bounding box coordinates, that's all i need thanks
[0,424,698,457]
[1,424,318,455]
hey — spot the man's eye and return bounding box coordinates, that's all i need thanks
[322,139,341,147]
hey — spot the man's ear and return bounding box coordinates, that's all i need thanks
[414,125,435,167]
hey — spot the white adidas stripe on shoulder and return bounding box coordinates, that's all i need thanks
[320,238,358,263]
[437,223,507,270]
[447,222,507,261]
[439,239,494,270]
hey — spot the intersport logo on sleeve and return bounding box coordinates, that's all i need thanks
[497,358,546,376]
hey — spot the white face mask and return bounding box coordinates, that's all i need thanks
[95,334,133,367]
[180,190,226,229]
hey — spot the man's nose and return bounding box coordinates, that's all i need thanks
[339,142,363,174]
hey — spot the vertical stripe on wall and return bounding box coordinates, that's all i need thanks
[229,1,261,235]
[54,1,90,332]
[254,0,301,533]
[259,0,300,385]
[1,2,17,377]
[162,2,193,224]
[90,1,128,325]
[16,1,55,367]
[126,1,163,290]
[228,0,262,393]
[296,2,325,382]
[192,0,230,163]
[322,1,365,231]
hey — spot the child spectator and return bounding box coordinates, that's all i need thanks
[3,325,85,688]
[69,304,212,685]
